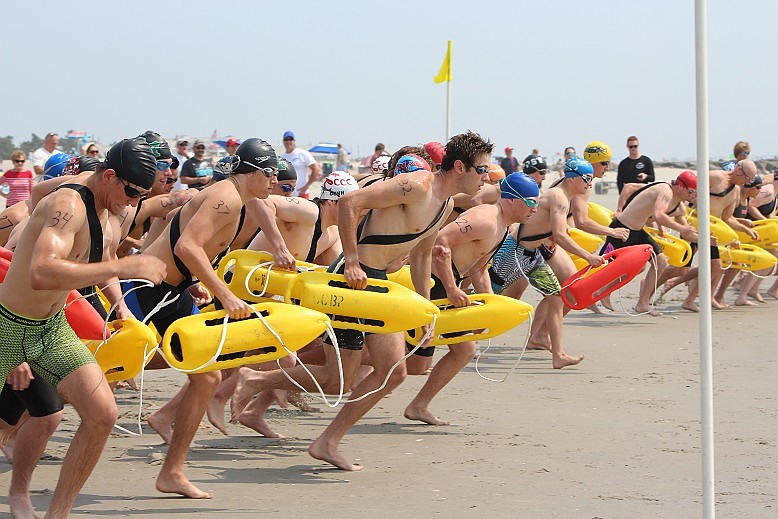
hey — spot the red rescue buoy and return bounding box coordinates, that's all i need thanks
[0,256,106,340]
[561,245,653,310]
[0,246,12,262]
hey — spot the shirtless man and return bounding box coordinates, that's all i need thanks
[601,171,699,315]
[205,171,355,437]
[404,172,539,425]
[231,132,492,470]
[489,157,604,368]
[125,138,294,499]
[0,139,165,518]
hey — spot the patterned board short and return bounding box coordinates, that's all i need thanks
[489,234,561,296]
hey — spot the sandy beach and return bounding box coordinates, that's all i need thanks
[1,169,776,518]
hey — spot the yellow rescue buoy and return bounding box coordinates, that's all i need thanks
[216,249,321,302]
[405,294,533,346]
[569,254,590,272]
[86,318,158,383]
[687,212,738,245]
[386,265,434,290]
[569,227,604,253]
[644,227,693,267]
[735,219,778,249]
[160,302,331,373]
[285,271,439,334]
[587,202,615,227]
[718,244,778,271]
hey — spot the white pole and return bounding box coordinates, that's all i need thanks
[445,79,451,141]
[694,0,715,517]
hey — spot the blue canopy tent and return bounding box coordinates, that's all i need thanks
[309,143,350,155]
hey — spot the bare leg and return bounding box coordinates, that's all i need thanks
[231,345,359,421]
[6,413,61,519]
[404,341,475,425]
[155,371,221,499]
[635,254,667,316]
[238,390,284,438]
[148,382,187,444]
[308,333,407,470]
[714,268,738,306]
[543,295,583,369]
[47,363,118,518]
[206,369,241,435]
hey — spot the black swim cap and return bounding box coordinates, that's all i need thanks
[233,138,277,174]
[104,138,157,190]
[137,130,173,160]
[522,154,547,174]
[171,156,180,170]
[277,157,297,182]
[63,155,101,176]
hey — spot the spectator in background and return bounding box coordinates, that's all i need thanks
[171,139,190,192]
[616,135,654,193]
[82,142,101,158]
[281,131,320,199]
[361,142,387,169]
[31,132,59,177]
[226,138,240,156]
[564,146,576,160]
[180,140,213,189]
[722,141,750,172]
[0,150,34,206]
[336,143,349,171]
[500,146,519,176]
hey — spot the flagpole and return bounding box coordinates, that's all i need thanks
[694,0,715,516]
[445,77,451,141]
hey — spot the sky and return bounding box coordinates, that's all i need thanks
[1,0,775,162]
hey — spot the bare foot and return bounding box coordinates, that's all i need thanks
[287,391,320,412]
[635,304,663,317]
[712,300,730,310]
[156,471,213,499]
[587,303,605,315]
[308,437,363,471]
[9,492,39,519]
[749,292,765,303]
[766,290,778,300]
[198,421,211,430]
[552,354,584,369]
[238,412,285,438]
[126,377,140,391]
[681,302,700,313]
[206,394,230,437]
[147,412,173,444]
[600,296,614,311]
[272,389,289,409]
[734,299,758,307]
[230,368,264,422]
[403,406,450,425]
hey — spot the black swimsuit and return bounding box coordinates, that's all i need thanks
[305,208,324,263]
[356,198,452,247]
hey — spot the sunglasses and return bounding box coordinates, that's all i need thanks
[628,145,638,149]
[472,164,490,175]
[280,184,295,192]
[516,193,539,208]
[13,159,25,164]
[88,149,100,155]
[742,151,750,156]
[194,146,205,151]
[581,173,594,184]
[599,161,609,167]
[118,178,149,200]
[165,177,177,184]
[156,161,171,172]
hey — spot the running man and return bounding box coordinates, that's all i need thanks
[231,132,493,470]
[404,172,539,425]
[0,139,165,518]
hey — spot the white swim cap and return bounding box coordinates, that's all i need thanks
[320,171,359,200]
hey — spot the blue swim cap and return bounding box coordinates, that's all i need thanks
[564,156,594,178]
[44,153,74,180]
[500,172,539,199]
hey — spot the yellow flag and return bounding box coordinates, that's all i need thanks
[433,40,452,84]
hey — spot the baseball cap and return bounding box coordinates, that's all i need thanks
[176,139,188,146]
[226,138,240,147]
[283,131,295,140]
[504,146,514,153]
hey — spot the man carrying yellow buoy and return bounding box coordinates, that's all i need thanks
[232,132,493,470]
[404,172,539,425]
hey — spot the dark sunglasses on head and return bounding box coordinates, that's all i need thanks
[280,184,295,192]
[13,159,25,164]
[118,178,149,200]
[599,161,609,166]
[472,164,490,175]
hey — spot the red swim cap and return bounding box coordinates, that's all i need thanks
[677,170,697,190]
[423,142,445,165]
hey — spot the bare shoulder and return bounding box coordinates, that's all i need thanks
[34,188,87,231]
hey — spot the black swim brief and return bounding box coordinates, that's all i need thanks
[600,217,662,256]
[0,368,64,425]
